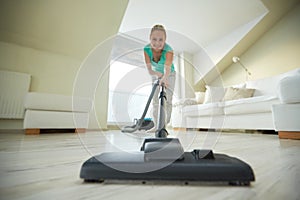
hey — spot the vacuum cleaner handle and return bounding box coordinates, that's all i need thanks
[139,80,160,120]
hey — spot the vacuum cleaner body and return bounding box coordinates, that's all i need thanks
[80,80,255,185]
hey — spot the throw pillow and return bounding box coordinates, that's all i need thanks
[195,92,205,104]
[223,87,255,101]
[203,86,226,104]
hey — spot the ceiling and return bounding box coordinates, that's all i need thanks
[119,0,268,53]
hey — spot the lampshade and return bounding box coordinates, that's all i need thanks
[232,56,240,63]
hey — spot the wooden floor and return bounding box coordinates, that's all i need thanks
[0,129,299,200]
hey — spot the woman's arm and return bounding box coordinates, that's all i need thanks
[160,51,173,87]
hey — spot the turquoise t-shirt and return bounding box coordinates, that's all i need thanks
[144,43,175,74]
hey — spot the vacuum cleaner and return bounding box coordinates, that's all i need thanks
[80,79,255,185]
[120,80,160,133]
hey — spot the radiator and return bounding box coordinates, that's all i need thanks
[0,70,31,119]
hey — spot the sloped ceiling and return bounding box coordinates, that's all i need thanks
[119,0,267,52]
[0,0,129,60]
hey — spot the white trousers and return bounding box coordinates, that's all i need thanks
[151,72,176,126]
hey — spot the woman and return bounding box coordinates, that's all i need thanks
[144,24,176,132]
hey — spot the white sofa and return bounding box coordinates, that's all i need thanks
[23,92,92,134]
[172,68,300,131]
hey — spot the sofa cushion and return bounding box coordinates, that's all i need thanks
[222,87,255,101]
[223,95,279,115]
[278,74,300,103]
[246,68,300,97]
[24,92,92,112]
[246,75,280,97]
[183,102,223,116]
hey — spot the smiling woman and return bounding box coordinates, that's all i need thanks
[143,24,176,131]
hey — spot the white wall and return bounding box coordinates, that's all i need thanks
[182,52,195,98]
[217,3,300,86]
[0,42,80,94]
[0,42,107,129]
[192,13,267,87]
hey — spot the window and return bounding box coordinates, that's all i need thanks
[107,61,152,125]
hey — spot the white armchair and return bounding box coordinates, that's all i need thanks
[272,74,300,139]
[23,92,92,135]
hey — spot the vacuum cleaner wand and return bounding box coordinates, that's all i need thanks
[155,82,168,138]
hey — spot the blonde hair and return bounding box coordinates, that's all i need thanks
[150,24,166,38]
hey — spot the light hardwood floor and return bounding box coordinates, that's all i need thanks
[0,130,299,200]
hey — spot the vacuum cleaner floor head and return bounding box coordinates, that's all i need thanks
[80,150,255,186]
